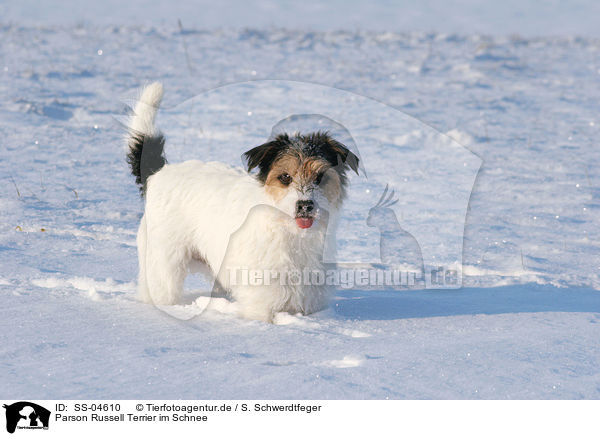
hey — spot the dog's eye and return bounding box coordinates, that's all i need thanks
[315,172,324,185]
[278,173,292,185]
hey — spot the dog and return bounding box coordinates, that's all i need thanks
[126,82,359,322]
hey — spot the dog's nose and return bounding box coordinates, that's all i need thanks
[296,200,314,216]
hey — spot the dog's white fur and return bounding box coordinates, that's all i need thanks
[130,83,342,322]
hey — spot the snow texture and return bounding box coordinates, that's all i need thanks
[1,1,599,399]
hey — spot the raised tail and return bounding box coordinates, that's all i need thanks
[126,82,167,196]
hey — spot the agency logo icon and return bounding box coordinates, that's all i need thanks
[3,402,50,434]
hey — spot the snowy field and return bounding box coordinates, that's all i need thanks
[1,1,599,399]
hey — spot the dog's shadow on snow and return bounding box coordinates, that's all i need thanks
[332,285,600,321]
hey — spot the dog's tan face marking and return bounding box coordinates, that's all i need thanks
[243,132,359,221]
[264,153,301,201]
[264,149,342,206]
[319,168,343,207]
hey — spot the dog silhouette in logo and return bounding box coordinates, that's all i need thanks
[366,184,424,275]
[3,402,50,434]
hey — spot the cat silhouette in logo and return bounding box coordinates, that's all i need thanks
[366,184,424,275]
[3,402,50,434]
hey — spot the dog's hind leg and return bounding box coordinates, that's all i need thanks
[136,215,151,303]
[139,226,188,305]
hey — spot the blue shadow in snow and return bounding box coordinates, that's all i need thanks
[333,284,600,321]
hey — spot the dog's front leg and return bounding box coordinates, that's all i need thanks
[230,284,279,323]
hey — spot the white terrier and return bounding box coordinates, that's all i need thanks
[126,83,359,322]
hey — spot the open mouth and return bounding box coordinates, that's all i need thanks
[295,216,314,229]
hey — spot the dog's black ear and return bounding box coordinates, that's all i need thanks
[323,136,360,175]
[243,141,278,173]
[243,134,289,183]
[332,142,359,175]
[305,131,359,175]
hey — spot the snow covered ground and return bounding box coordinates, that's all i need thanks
[1,2,599,399]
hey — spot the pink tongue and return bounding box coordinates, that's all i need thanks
[296,217,314,229]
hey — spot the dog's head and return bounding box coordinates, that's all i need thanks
[244,131,359,230]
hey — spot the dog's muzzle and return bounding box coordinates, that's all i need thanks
[295,200,315,229]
